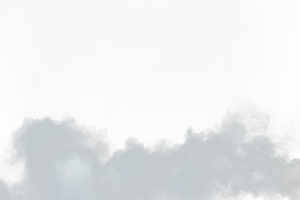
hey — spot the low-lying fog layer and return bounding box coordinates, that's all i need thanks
[0,107,299,200]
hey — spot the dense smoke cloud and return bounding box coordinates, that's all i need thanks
[0,108,300,199]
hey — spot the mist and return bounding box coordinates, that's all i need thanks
[0,107,300,200]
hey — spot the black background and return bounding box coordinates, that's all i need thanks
[1,0,300,196]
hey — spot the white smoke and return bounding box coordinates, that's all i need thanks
[0,106,300,200]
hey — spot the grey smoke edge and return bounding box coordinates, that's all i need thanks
[1,110,300,199]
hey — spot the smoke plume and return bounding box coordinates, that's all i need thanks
[0,107,300,200]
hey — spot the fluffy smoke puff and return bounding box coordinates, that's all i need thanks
[0,106,299,200]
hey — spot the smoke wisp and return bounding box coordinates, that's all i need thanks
[1,108,300,200]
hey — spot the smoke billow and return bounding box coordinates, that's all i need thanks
[0,108,300,200]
